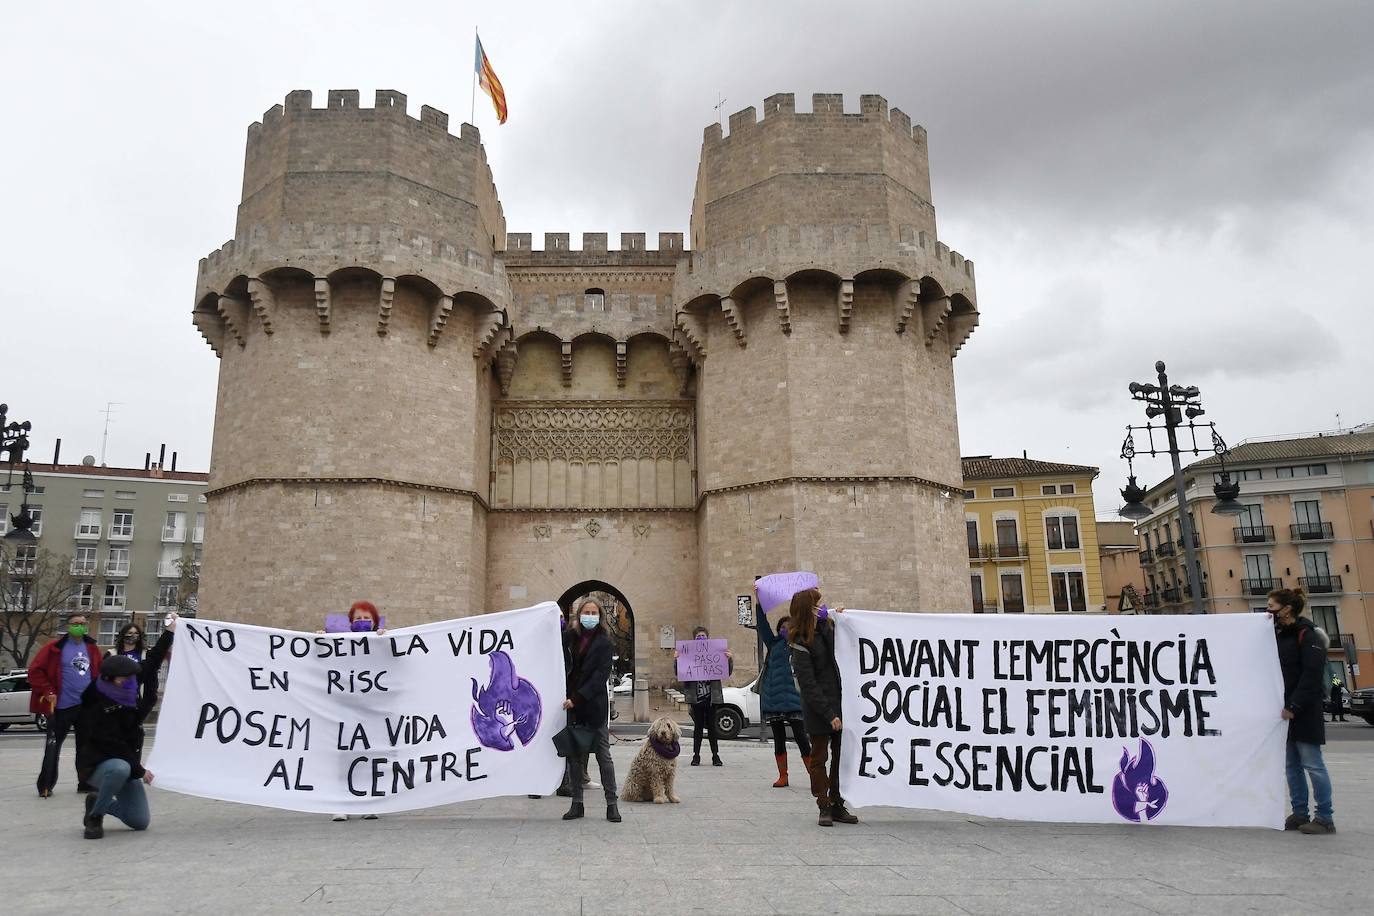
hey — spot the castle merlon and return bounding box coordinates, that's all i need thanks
[701,93,927,146]
[249,89,483,145]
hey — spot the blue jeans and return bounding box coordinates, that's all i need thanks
[1285,740,1333,821]
[90,759,150,830]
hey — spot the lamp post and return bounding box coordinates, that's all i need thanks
[1,403,38,545]
[1117,363,1245,615]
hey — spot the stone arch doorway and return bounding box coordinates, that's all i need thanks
[558,580,635,712]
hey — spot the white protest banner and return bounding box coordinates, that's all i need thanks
[148,602,566,814]
[835,611,1287,829]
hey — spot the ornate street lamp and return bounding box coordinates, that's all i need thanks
[1120,362,1241,614]
[1,403,38,544]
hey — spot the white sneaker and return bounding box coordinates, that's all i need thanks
[332,814,348,822]
[586,780,601,789]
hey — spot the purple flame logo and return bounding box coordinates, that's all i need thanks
[471,651,542,751]
[1111,739,1168,822]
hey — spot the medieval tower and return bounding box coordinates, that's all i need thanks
[192,89,979,700]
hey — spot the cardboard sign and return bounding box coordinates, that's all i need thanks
[676,638,729,682]
[755,571,819,615]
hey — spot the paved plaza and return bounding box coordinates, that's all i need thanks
[1,723,1371,915]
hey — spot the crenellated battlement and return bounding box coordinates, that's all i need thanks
[248,88,485,148]
[501,232,685,268]
[703,92,927,149]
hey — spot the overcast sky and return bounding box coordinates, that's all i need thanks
[4,1,1371,514]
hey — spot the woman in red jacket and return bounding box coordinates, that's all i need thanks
[29,614,102,797]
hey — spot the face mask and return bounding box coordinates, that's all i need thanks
[350,619,374,632]
[579,615,599,631]
[694,634,707,640]
[68,624,88,639]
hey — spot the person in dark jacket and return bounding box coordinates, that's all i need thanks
[677,626,733,767]
[105,620,175,723]
[29,614,102,797]
[758,605,811,787]
[1329,678,1346,722]
[76,654,154,839]
[562,598,620,823]
[787,587,857,827]
[1270,587,1337,834]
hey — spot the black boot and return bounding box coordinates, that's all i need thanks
[831,799,859,824]
[562,802,585,820]
[690,755,701,766]
[83,794,103,839]
[711,754,724,767]
[606,803,622,823]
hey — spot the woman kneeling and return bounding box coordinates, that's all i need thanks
[77,654,153,839]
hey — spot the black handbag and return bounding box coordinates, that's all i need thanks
[552,723,596,758]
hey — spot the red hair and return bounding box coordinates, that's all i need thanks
[349,600,380,627]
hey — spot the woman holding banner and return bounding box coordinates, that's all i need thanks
[677,626,733,767]
[562,598,621,823]
[330,600,385,822]
[787,588,858,827]
[757,607,811,787]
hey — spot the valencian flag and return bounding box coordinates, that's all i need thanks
[475,35,507,124]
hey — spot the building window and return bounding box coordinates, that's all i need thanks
[28,506,42,537]
[110,510,133,539]
[158,544,183,578]
[97,615,128,649]
[102,583,126,610]
[1045,513,1081,550]
[157,582,180,611]
[106,546,130,576]
[1060,483,1075,494]
[82,488,105,498]
[1276,464,1328,479]
[1216,469,1261,483]
[76,508,102,538]
[0,503,6,535]
[115,490,136,499]
[1000,574,1025,613]
[1236,504,1265,528]
[994,518,1019,556]
[992,487,1014,498]
[963,489,975,499]
[198,494,207,503]
[8,544,37,576]
[1051,570,1087,612]
[194,513,205,543]
[68,582,96,610]
[73,545,98,575]
[971,575,986,612]
[168,493,189,502]
[164,511,187,541]
[1310,606,1341,637]
[1041,484,1056,496]
[584,288,606,311]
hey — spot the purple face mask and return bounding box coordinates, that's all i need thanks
[350,618,374,632]
[818,605,830,620]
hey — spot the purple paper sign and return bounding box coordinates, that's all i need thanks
[676,639,729,682]
[754,571,819,615]
[323,614,387,633]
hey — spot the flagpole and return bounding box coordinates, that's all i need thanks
[471,28,479,125]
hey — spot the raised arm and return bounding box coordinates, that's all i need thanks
[756,606,780,647]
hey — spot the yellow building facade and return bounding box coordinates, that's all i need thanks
[962,457,1105,614]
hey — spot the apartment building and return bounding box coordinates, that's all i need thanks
[2,460,207,654]
[1132,430,1373,689]
[963,457,1105,614]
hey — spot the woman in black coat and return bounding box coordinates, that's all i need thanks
[561,598,620,823]
[1270,586,1337,834]
[76,655,153,839]
[788,587,857,828]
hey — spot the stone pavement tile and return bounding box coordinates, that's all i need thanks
[879,875,1183,897]
[760,893,968,915]
[1114,893,1346,915]
[580,885,778,916]
[942,892,1159,916]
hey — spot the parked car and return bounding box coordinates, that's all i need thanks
[612,673,633,695]
[715,677,761,740]
[0,672,48,731]
[1348,686,1374,726]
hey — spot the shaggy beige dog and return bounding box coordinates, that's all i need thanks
[620,716,683,804]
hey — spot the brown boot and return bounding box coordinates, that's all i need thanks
[831,799,859,824]
[772,754,788,788]
[817,805,833,827]
[1284,813,1310,831]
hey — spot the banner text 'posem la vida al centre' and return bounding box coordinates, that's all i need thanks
[834,610,1287,829]
[148,603,566,814]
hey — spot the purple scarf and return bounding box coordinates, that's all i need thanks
[96,677,139,708]
[650,736,681,760]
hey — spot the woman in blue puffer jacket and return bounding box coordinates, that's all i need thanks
[757,606,812,787]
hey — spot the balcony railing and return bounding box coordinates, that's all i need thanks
[1233,525,1275,545]
[1142,590,1161,609]
[1138,548,1154,565]
[1241,577,1281,596]
[1299,575,1342,594]
[1183,582,1208,599]
[1337,633,1356,660]
[967,544,981,560]
[70,560,98,576]
[1177,533,1201,549]
[104,561,130,577]
[1002,599,1026,613]
[75,524,102,539]
[108,523,133,541]
[972,601,998,613]
[1162,587,1181,603]
[7,559,36,576]
[157,561,183,578]
[1290,522,1334,541]
[1156,543,1177,558]
[980,542,1028,560]
[162,526,186,542]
